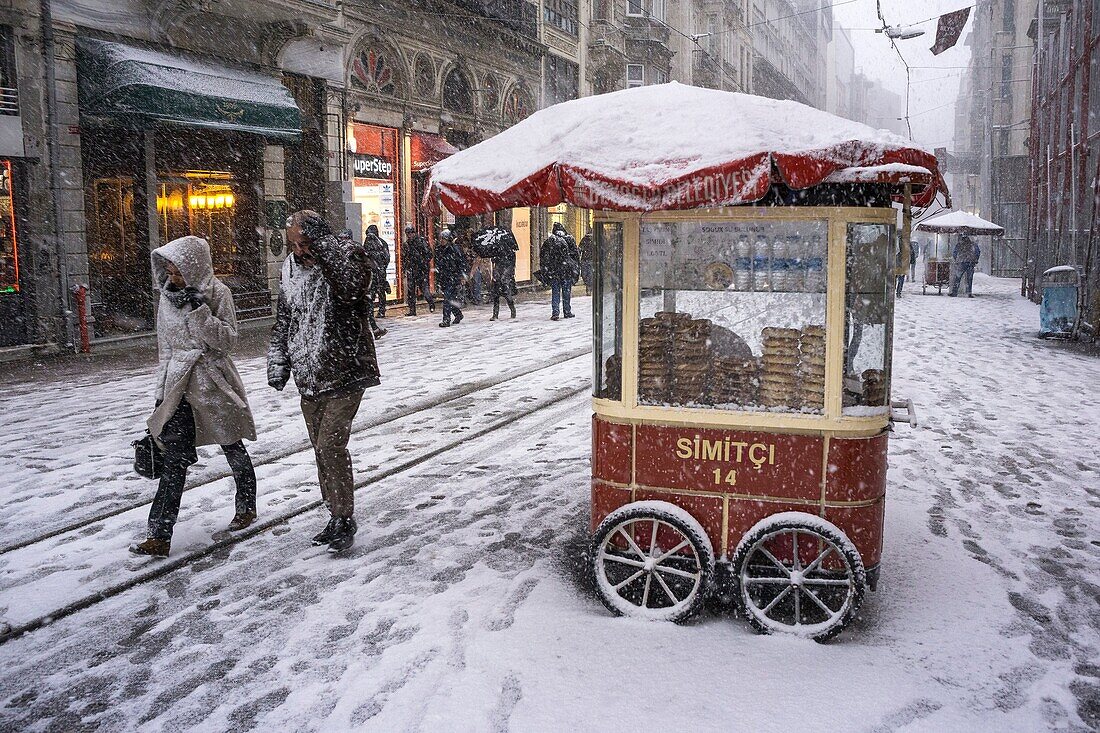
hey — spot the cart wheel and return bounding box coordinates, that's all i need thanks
[731,512,865,642]
[592,500,714,623]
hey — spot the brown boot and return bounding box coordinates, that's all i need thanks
[228,511,256,531]
[129,538,170,557]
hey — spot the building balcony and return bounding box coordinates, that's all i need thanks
[0,87,17,116]
[588,18,628,58]
[623,15,672,45]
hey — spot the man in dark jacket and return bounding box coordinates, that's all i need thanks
[339,229,385,340]
[434,229,467,327]
[269,210,381,553]
[401,225,435,316]
[540,225,579,320]
[473,226,519,320]
[363,224,391,318]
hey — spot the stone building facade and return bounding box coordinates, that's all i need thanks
[2,0,547,350]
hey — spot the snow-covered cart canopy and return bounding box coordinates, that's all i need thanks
[916,210,1004,236]
[427,83,948,214]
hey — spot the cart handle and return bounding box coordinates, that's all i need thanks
[890,398,918,428]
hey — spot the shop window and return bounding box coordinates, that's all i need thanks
[351,123,401,294]
[843,223,894,414]
[156,171,242,282]
[636,219,828,413]
[549,203,570,230]
[544,0,579,36]
[627,64,644,88]
[546,55,579,106]
[595,222,624,400]
[0,160,18,292]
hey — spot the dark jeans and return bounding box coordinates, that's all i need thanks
[405,271,434,312]
[895,274,905,297]
[147,400,256,541]
[551,280,573,317]
[441,280,463,323]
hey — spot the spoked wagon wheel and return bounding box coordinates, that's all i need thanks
[731,512,866,642]
[592,501,715,623]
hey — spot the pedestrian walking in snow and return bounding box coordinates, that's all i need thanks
[401,225,435,315]
[539,224,579,320]
[895,241,907,298]
[130,236,258,558]
[268,210,381,554]
[364,224,391,318]
[473,225,519,320]
[949,235,980,298]
[909,240,918,281]
[340,229,386,340]
[434,229,468,327]
[578,232,595,295]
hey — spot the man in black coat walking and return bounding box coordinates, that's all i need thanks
[401,225,435,316]
[540,224,579,320]
[363,224,391,318]
[268,210,381,553]
[473,226,519,320]
[434,229,467,327]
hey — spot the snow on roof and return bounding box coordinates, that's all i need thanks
[916,210,1004,234]
[83,38,298,109]
[429,82,947,213]
[825,163,933,184]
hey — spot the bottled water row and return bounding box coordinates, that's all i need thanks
[730,234,826,292]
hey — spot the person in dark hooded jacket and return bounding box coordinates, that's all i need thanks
[268,210,381,553]
[473,226,519,320]
[401,225,435,315]
[539,226,579,320]
[130,235,258,558]
[434,229,467,327]
[363,224,391,317]
[340,229,386,339]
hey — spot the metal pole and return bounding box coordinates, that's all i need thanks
[39,0,74,349]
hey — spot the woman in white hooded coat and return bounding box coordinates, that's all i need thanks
[130,235,258,557]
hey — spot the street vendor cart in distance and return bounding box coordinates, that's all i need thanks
[428,83,949,641]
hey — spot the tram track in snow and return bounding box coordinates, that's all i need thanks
[0,367,592,646]
[0,347,590,557]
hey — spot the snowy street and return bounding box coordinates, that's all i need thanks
[0,283,1098,732]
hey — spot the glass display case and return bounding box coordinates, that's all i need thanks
[635,218,828,414]
[591,208,898,427]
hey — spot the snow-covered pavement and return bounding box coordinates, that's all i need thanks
[0,282,1098,732]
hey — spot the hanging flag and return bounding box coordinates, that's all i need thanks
[930,7,972,55]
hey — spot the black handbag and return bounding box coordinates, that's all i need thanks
[132,432,163,479]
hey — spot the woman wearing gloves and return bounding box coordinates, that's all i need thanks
[130,236,258,557]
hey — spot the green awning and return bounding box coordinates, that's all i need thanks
[77,38,302,141]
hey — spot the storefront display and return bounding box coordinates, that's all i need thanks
[350,124,401,298]
[0,160,18,294]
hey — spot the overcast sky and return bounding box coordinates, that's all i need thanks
[832,0,976,151]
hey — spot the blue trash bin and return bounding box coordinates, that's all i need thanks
[1039,265,1079,339]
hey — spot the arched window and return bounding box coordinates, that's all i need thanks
[442,67,474,115]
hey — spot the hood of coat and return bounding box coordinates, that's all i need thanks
[151,236,215,292]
